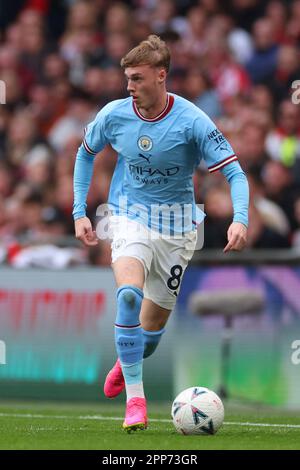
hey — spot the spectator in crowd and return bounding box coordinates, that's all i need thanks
[247,170,291,237]
[246,204,291,248]
[265,100,300,177]
[265,0,288,44]
[238,121,270,173]
[184,68,223,118]
[262,161,299,231]
[246,17,279,84]
[270,45,300,104]
[292,195,300,248]
[227,0,266,32]
[202,185,233,248]
[286,0,300,43]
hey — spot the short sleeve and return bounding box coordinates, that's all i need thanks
[193,112,237,173]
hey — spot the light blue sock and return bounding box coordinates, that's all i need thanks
[121,361,143,385]
[114,285,144,385]
[143,328,166,358]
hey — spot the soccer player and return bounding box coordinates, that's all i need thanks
[73,35,249,432]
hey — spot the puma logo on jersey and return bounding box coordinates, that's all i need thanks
[139,153,151,163]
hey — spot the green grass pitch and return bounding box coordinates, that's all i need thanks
[0,400,300,450]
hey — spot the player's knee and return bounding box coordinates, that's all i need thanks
[120,290,137,308]
[116,285,143,325]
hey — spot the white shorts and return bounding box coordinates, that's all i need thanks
[109,216,197,310]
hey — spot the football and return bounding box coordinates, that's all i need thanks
[171,386,224,435]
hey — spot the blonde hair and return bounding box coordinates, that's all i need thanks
[120,35,170,72]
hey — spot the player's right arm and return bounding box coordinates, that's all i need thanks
[73,106,109,246]
[75,216,98,246]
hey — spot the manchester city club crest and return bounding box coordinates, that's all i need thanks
[138,136,153,152]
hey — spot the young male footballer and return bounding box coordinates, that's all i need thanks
[73,35,249,432]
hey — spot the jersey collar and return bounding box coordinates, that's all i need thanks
[132,93,174,122]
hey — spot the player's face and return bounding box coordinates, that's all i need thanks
[125,65,166,109]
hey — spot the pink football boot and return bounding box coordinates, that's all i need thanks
[103,359,125,398]
[123,397,148,432]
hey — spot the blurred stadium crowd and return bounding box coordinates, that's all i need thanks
[1,0,300,267]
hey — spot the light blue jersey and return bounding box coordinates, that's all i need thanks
[73,93,248,233]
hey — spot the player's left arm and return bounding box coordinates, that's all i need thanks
[193,112,249,252]
[220,162,249,253]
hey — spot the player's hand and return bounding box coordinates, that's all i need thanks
[223,222,247,253]
[74,217,98,247]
